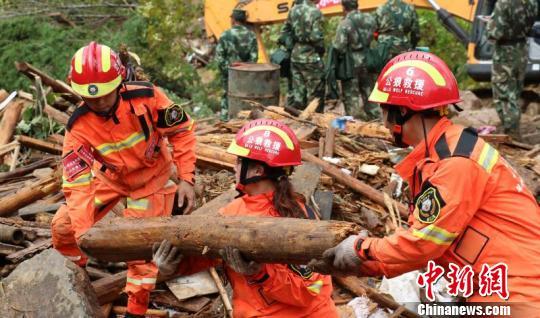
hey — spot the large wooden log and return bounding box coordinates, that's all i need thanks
[79,215,361,263]
[0,170,62,217]
[301,151,408,218]
[15,61,82,104]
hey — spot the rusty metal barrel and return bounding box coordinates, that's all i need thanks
[228,63,280,118]
[0,224,24,245]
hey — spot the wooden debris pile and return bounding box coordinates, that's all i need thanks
[1,62,539,318]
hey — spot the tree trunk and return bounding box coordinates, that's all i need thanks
[79,215,361,263]
[301,151,408,218]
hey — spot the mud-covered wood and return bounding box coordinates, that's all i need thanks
[79,215,361,264]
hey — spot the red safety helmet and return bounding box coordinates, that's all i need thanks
[69,41,125,98]
[227,119,302,167]
[368,51,461,111]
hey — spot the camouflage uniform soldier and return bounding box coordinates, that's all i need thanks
[333,0,379,119]
[487,0,537,138]
[287,0,325,110]
[374,0,419,58]
[215,9,258,121]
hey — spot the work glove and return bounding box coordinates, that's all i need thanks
[309,231,368,275]
[152,239,183,277]
[219,246,262,276]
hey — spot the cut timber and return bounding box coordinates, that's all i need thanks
[15,61,82,104]
[6,238,52,263]
[302,151,408,218]
[79,215,361,263]
[44,104,69,125]
[0,170,62,217]
[0,100,24,146]
[195,142,236,170]
[0,224,24,245]
[16,135,63,155]
[335,276,420,318]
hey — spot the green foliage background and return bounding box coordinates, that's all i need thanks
[0,3,476,120]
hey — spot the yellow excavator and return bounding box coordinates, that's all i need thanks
[204,0,540,82]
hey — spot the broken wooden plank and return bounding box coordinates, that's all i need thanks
[6,238,52,263]
[166,270,218,301]
[152,292,211,313]
[79,215,361,264]
[302,151,408,218]
[209,267,233,318]
[16,135,63,155]
[323,126,336,158]
[86,266,113,280]
[92,270,127,305]
[112,306,168,317]
[195,142,236,170]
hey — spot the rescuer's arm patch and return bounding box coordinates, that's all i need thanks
[157,104,188,128]
[413,182,446,224]
[288,264,313,279]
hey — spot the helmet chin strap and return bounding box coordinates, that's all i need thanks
[235,157,287,194]
[387,107,414,148]
[85,88,121,124]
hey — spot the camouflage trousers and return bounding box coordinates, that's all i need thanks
[290,61,325,111]
[492,41,528,137]
[341,67,380,120]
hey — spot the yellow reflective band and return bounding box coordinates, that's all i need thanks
[101,46,111,72]
[74,47,84,74]
[70,75,122,98]
[369,85,390,103]
[96,131,145,156]
[94,197,104,207]
[477,143,499,173]
[307,280,324,295]
[126,277,157,286]
[383,60,446,86]
[227,139,250,157]
[242,125,295,150]
[186,119,195,131]
[127,197,149,211]
[62,173,92,188]
[412,224,458,246]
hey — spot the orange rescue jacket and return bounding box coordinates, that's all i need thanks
[178,192,338,318]
[357,118,540,304]
[61,82,196,238]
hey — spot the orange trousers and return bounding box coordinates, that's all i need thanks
[52,179,177,315]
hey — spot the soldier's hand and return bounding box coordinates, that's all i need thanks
[152,239,183,277]
[177,180,195,214]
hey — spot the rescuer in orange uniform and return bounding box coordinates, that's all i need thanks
[152,119,339,317]
[312,52,540,313]
[51,42,196,317]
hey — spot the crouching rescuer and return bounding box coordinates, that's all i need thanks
[151,119,339,317]
[51,42,197,317]
[310,51,540,314]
